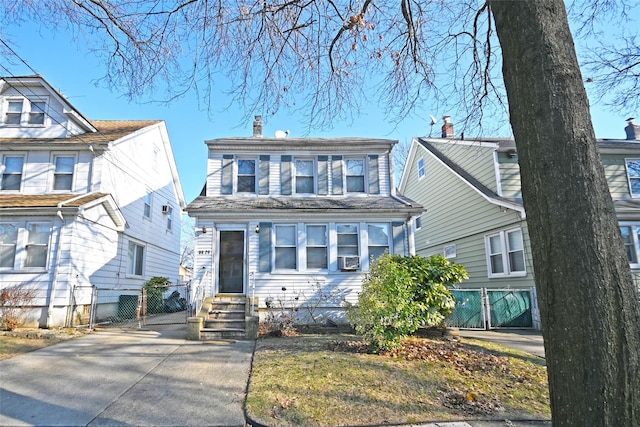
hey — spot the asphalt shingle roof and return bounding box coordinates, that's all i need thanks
[0,193,110,208]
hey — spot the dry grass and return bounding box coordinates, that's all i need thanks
[0,328,91,360]
[246,333,550,427]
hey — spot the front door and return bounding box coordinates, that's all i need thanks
[218,230,245,294]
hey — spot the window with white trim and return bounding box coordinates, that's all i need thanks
[3,98,47,126]
[128,241,145,276]
[415,215,422,230]
[620,223,640,267]
[345,159,365,193]
[368,223,390,261]
[143,191,152,218]
[237,159,257,193]
[417,158,425,179]
[626,159,640,197]
[166,205,173,231]
[306,225,328,269]
[337,224,359,257]
[485,228,526,277]
[294,159,315,194]
[0,222,51,270]
[275,224,297,269]
[1,155,24,191]
[53,155,75,191]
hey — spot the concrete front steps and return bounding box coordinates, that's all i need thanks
[188,295,258,340]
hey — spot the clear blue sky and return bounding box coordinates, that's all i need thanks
[1,19,631,204]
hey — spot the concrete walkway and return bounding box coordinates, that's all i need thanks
[458,329,546,359]
[0,324,253,427]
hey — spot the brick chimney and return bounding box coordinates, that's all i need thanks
[253,115,263,137]
[625,117,639,141]
[441,115,454,138]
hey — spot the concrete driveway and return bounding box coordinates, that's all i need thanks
[458,329,545,359]
[0,324,254,427]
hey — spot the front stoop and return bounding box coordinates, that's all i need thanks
[188,295,258,340]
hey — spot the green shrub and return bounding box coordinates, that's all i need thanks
[347,254,468,351]
[144,276,170,314]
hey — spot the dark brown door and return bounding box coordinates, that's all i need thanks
[218,230,245,293]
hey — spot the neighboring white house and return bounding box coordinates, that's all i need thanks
[186,116,423,324]
[399,118,640,330]
[0,75,186,328]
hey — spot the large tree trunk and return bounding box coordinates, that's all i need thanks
[490,1,640,425]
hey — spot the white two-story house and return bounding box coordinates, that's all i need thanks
[0,75,185,328]
[186,116,423,328]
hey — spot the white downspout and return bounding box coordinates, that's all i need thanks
[46,210,65,328]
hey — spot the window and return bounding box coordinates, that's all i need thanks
[1,156,24,191]
[295,159,315,194]
[166,205,173,230]
[620,224,640,266]
[415,215,422,230]
[626,159,640,197]
[24,223,50,268]
[28,100,46,125]
[237,159,257,193]
[0,224,17,268]
[128,241,145,276]
[4,100,22,124]
[345,159,365,192]
[444,244,457,259]
[337,224,359,257]
[485,228,526,277]
[368,224,390,261]
[418,158,425,179]
[143,191,152,218]
[3,98,47,126]
[306,225,328,269]
[53,156,75,191]
[275,225,297,269]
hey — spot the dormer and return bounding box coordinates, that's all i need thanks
[0,75,96,139]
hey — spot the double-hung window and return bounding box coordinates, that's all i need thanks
[24,223,50,268]
[29,100,46,125]
[143,191,152,218]
[345,159,365,193]
[620,223,640,267]
[1,156,24,191]
[4,100,23,124]
[166,205,173,231]
[306,225,328,269]
[418,158,426,179]
[367,223,390,261]
[337,224,359,257]
[53,156,75,191]
[128,241,145,276]
[237,159,257,193]
[275,225,297,269]
[295,159,315,194]
[485,228,526,277]
[3,98,47,125]
[0,223,18,268]
[625,159,640,197]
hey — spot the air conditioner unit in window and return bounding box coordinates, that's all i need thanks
[162,205,170,214]
[338,256,360,271]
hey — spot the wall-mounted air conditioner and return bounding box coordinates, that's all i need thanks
[162,205,170,214]
[338,256,360,271]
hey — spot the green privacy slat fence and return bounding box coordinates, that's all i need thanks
[448,289,485,329]
[446,288,534,329]
[487,290,533,328]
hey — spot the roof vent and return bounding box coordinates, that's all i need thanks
[253,115,263,138]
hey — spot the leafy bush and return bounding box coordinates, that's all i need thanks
[144,276,170,314]
[347,254,468,351]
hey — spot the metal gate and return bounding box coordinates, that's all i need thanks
[447,288,535,329]
[72,284,190,328]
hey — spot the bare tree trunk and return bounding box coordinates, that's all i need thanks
[490,1,640,425]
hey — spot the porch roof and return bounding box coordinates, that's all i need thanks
[186,195,423,216]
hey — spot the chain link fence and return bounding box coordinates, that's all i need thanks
[447,288,536,330]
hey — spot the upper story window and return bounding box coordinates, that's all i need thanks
[1,155,24,191]
[295,159,315,194]
[337,224,359,257]
[143,191,152,218]
[485,228,526,277]
[237,159,257,193]
[345,159,365,193]
[418,158,426,179]
[306,225,328,269]
[0,222,51,270]
[625,159,640,197]
[128,241,145,276]
[165,205,174,230]
[415,215,423,230]
[275,224,297,269]
[53,156,75,191]
[367,223,390,261]
[3,98,47,126]
[620,223,640,267]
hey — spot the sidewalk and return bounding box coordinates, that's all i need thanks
[0,324,253,427]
